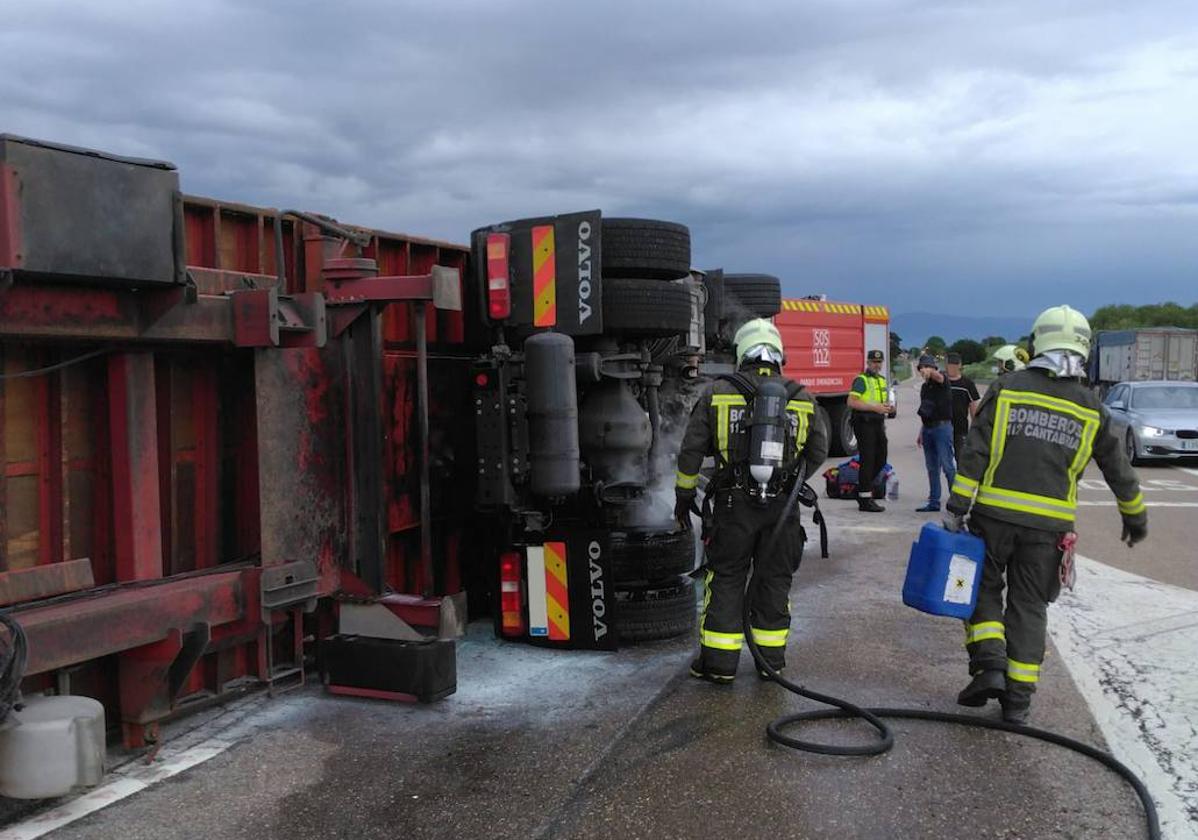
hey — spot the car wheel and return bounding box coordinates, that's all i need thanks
[1125,429,1141,466]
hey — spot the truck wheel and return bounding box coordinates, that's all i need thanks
[827,402,858,457]
[615,577,696,643]
[603,277,692,337]
[609,529,698,584]
[702,271,724,342]
[723,273,781,319]
[602,218,691,280]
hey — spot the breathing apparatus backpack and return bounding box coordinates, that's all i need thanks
[702,371,828,557]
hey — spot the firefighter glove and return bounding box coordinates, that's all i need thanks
[945,496,970,518]
[942,513,965,533]
[1121,517,1147,547]
[675,490,696,532]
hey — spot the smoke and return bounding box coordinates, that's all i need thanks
[624,372,705,530]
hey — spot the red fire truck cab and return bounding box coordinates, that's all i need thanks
[777,299,892,456]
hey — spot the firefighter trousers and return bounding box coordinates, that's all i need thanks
[964,512,1063,697]
[852,416,887,499]
[697,488,805,677]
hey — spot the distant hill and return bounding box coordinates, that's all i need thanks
[890,311,1035,347]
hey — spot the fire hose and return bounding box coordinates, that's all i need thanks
[737,471,1160,839]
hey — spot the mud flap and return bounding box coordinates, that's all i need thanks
[524,529,618,651]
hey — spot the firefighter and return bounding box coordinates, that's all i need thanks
[674,319,829,683]
[991,344,1029,376]
[946,306,1147,724]
[847,350,895,512]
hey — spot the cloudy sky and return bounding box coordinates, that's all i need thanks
[2,0,1195,317]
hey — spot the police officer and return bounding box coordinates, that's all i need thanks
[674,319,829,683]
[946,306,1146,724]
[847,350,894,512]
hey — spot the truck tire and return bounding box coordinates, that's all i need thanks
[702,272,724,341]
[615,577,696,643]
[609,529,697,583]
[603,277,692,337]
[723,273,781,319]
[602,218,691,280]
[827,401,859,457]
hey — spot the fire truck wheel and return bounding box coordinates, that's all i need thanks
[723,273,781,319]
[603,277,693,337]
[827,402,859,457]
[601,218,692,280]
[609,529,698,583]
[614,577,697,643]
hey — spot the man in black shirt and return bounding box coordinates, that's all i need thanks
[915,354,956,512]
[945,352,980,458]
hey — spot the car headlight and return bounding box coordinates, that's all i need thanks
[1137,425,1168,437]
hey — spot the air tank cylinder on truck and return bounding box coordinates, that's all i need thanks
[525,331,581,498]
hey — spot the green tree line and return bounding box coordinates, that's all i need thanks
[1089,302,1198,331]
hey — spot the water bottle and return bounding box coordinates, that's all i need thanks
[887,473,900,500]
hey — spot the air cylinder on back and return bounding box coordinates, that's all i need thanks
[525,332,580,497]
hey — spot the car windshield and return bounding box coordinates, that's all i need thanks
[1130,386,1198,409]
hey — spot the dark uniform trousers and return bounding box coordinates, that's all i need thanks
[852,414,887,498]
[965,511,1063,697]
[698,488,805,676]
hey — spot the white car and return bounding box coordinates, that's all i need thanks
[1103,380,1198,464]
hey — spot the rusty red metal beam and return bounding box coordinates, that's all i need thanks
[108,353,163,582]
[0,285,235,343]
[0,558,94,606]
[12,568,249,675]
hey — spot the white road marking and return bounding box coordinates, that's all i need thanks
[1174,466,1198,479]
[1050,556,1198,839]
[0,694,304,840]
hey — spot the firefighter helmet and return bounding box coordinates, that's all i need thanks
[734,318,785,366]
[991,344,1027,372]
[1031,305,1092,359]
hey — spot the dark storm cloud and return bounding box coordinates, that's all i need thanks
[2,0,1196,317]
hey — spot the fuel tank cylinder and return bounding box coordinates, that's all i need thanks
[525,332,581,497]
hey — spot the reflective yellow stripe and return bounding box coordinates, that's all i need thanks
[788,399,814,448]
[952,474,978,499]
[979,485,1075,510]
[712,394,746,464]
[701,630,744,651]
[1007,658,1041,683]
[965,621,1005,645]
[676,470,699,490]
[751,627,789,647]
[976,488,1076,522]
[999,390,1099,423]
[1118,492,1146,516]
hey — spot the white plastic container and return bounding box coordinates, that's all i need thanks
[0,694,106,799]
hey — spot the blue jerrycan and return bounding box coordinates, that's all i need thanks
[902,523,986,618]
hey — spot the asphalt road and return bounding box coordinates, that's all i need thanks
[3,374,1192,840]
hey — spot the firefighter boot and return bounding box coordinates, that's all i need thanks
[1000,685,1033,725]
[957,669,1005,707]
[857,496,885,513]
[689,658,735,685]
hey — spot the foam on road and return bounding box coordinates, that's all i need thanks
[1051,556,1198,840]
